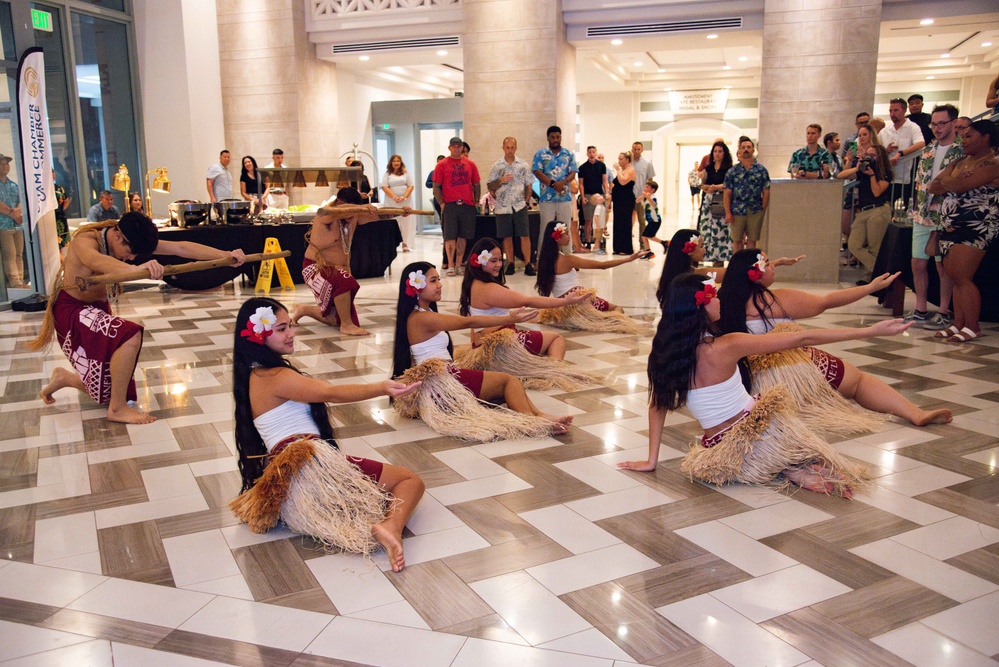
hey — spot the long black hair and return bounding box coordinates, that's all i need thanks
[232,297,335,492]
[657,229,700,306]
[717,248,777,335]
[708,141,733,174]
[240,155,258,179]
[392,261,452,378]
[458,237,504,315]
[648,273,716,411]
[535,220,564,296]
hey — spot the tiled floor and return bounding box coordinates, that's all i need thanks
[1,233,998,666]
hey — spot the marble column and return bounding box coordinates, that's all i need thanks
[463,0,576,166]
[215,0,339,168]
[756,0,882,177]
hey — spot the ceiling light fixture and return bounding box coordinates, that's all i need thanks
[919,18,934,25]
[657,67,665,73]
[633,61,643,67]
[983,41,993,47]
[611,39,623,45]
[664,87,672,91]
[359,55,369,61]
[724,85,732,89]
[707,34,718,39]
[722,65,732,70]
[940,53,950,58]
[437,50,448,56]
[738,56,748,61]
[926,75,935,80]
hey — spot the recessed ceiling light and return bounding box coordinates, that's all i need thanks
[657,67,665,73]
[664,87,672,91]
[738,56,748,61]
[926,75,935,80]
[722,65,732,70]
[633,61,643,67]
[437,50,448,56]
[724,85,732,89]
[983,41,993,47]
[707,34,718,39]
[359,55,369,61]
[940,53,950,58]
[611,39,623,46]
[920,18,934,25]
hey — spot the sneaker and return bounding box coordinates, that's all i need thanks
[903,309,929,324]
[924,312,954,330]
[524,264,537,276]
[505,263,516,275]
[595,248,606,255]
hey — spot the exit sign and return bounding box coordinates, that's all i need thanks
[31,8,53,32]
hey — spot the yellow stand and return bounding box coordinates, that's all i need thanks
[255,238,295,294]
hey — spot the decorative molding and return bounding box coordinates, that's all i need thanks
[312,0,459,19]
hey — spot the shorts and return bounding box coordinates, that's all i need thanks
[911,222,940,262]
[448,366,484,397]
[729,209,766,243]
[442,202,477,240]
[689,185,700,196]
[496,207,529,238]
[582,201,596,222]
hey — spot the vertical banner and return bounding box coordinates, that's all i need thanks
[16,47,61,295]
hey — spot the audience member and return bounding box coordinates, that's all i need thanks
[610,151,637,255]
[239,155,266,214]
[487,137,535,275]
[788,124,831,179]
[87,190,121,222]
[578,146,608,250]
[433,137,480,275]
[532,126,578,266]
[824,133,843,177]
[0,154,25,287]
[698,140,733,266]
[907,94,934,144]
[381,154,415,252]
[840,143,893,280]
[631,141,656,246]
[724,136,770,253]
[842,112,871,159]
[688,161,702,209]
[879,98,925,207]
[206,150,233,203]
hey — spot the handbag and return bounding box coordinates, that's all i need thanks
[924,229,939,257]
[709,191,725,218]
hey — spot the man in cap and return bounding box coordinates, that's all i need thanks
[432,136,480,274]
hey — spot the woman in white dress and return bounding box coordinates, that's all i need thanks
[381,154,416,252]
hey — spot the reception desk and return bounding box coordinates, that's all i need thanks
[761,179,845,283]
[152,220,401,290]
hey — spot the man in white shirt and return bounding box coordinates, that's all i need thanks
[205,150,233,203]
[631,141,656,240]
[264,149,289,209]
[878,97,925,207]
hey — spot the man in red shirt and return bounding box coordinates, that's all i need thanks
[433,137,481,275]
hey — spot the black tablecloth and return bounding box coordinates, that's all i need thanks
[153,219,401,290]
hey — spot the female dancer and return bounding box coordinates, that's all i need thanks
[611,152,637,255]
[392,261,573,436]
[536,220,647,311]
[381,154,415,253]
[718,248,952,426]
[928,119,999,342]
[459,237,586,358]
[619,273,911,496]
[230,297,423,572]
[698,141,733,266]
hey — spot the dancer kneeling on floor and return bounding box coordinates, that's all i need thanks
[618,273,913,496]
[392,261,572,437]
[230,297,424,572]
[458,237,587,359]
[717,248,952,426]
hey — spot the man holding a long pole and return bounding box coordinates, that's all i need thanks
[30,212,245,424]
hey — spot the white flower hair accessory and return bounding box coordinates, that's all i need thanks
[471,249,493,268]
[406,270,427,297]
[241,306,276,344]
[748,254,768,281]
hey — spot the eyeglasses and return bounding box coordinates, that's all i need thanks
[929,120,952,128]
[954,124,971,132]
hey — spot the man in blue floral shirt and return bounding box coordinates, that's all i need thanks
[788,124,831,179]
[531,125,577,273]
[724,137,770,253]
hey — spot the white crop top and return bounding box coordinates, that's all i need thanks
[253,400,321,452]
[745,316,793,335]
[551,269,579,297]
[686,370,755,429]
[468,304,508,317]
[411,330,452,365]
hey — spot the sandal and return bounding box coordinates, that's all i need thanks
[948,327,980,342]
[933,326,960,339]
[446,269,456,277]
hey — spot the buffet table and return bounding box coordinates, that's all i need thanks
[152,219,402,290]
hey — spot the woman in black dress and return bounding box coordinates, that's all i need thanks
[240,155,266,214]
[611,151,637,255]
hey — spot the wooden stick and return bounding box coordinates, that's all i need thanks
[325,205,435,216]
[76,251,291,290]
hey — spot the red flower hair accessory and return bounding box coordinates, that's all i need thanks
[694,274,718,307]
[682,236,701,254]
[747,254,767,282]
[240,306,276,345]
[405,270,427,297]
[470,249,492,268]
[551,223,568,241]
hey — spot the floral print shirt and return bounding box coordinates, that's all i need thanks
[913,139,964,227]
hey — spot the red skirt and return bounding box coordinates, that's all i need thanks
[807,347,846,390]
[271,435,384,482]
[301,258,360,326]
[473,324,544,355]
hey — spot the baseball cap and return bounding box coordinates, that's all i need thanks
[0,154,11,163]
[448,137,463,146]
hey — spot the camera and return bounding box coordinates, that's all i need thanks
[858,157,876,172]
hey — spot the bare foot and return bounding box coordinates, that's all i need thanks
[911,408,953,426]
[541,413,573,427]
[784,463,852,498]
[372,522,405,572]
[340,323,371,336]
[106,404,157,424]
[290,304,307,326]
[40,367,77,404]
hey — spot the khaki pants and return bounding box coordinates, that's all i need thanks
[848,204,890,272]
[0,228,25,286]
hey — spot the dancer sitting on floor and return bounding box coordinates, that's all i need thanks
[292,186,410,337]
[391,261,573,439]
[458,237,586,359]
[229,297,423,572]
[717,248,952,426]
[31,213,246,424]
[619,272,914,496]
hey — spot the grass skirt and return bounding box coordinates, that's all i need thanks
[539,289,649,334]
[394,358,555,442]
[748,323,885,436]
[228,438,393,555]
[453,328,599,391]
[680,385,870,497]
